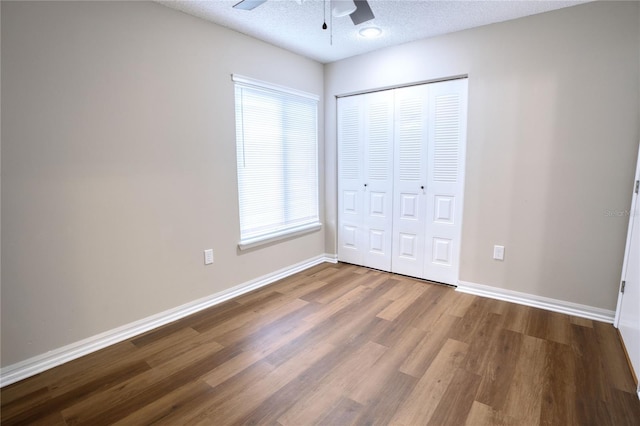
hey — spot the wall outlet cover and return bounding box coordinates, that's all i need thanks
[204,249,214,265]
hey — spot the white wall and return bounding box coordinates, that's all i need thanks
[325,0,639,310]
[1,1,325,367]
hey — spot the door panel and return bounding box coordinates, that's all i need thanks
[432,237,453,265]
[362,91,394,270]
[434,195,455,224]
[399,233,418,259]
[400,193,419,219]
[337,96,364,265]
[424,79,468,285]
[391,85,429,277]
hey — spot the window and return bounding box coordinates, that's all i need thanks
[233,75,320,250]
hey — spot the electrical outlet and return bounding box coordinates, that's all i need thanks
[204,249,214,265]
[493,245,505,261]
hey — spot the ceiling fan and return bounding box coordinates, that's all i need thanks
[233,0,375,26]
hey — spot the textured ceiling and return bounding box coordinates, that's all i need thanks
[157,0,589,63]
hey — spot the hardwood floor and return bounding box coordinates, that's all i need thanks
[2,262,639,425]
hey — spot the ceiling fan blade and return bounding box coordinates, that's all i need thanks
[350,0,375,25]
[233,0,268,11]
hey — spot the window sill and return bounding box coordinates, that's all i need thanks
[238,222,322,251]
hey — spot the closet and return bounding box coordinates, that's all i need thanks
[337,78,468,285]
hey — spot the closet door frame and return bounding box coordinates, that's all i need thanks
[337,77,468,285]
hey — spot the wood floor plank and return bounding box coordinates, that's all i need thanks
[501,334,547,424]
[274,278,329,300]
[376,281,428,321]
[189,291,286,334]
[570,315,594,328]
[525,309,572,345]
[474,328,524,411]
[427,367,482,426]
[448,296,497,344]
[571,323,617,425]
[2,360,152,426]
[198,349,263,388]
[300,284,394,348]
[503,302,531,334]
[22,411,67,426]
[142,329,223,369]
[593,321,638,393]
[212,296,310,347]
[313,271,380,304]
[150,339,225,376]
[60,366,175,424]
[305,265,342,280]
[302,284,369,324]
[461,312,505,375]
[189,303,262,336]
[370,285,441,348]
[0,385,51,420]
[1,375,51,406]
[277,340,387,426]
[446,291,476,317]
[345,326,425,405]
[539,340,578,426]
[352,371,418,426]
[2,262,639,425]
[464,401,517,426]
[110,380,216,425]
[43,342,140,397]
[194,341,337,425]
[410,285,458,332]
[359,270,394,288]
[65,343,243,425]
[607,386,640,425]
[316,396,363,426]
[399,313,461,378]
[151,361,276,426]
[390,338,469,425]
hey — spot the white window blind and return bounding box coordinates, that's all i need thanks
[233,75,320,249]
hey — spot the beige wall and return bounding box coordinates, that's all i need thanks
[325,1,639,310]
[1,1,325,367]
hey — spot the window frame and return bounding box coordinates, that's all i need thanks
[232,74,321,250]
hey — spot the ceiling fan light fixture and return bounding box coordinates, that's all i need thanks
[332,0,357,18]
[358,26,382,38]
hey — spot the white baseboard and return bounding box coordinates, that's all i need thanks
[324,253,338,263]
[0,254,336,388]
[456,280,615,323]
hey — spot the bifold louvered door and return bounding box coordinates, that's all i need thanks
[423,79,467,284]
[337,90,394,271]
[338,78,467,285]
[391,85,429,278]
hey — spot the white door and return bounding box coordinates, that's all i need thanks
[391,85,429,277]
[337,95,365,265]
[362,90,394,271]
[337,90,394,270]
[423,79,468,285]
[615,147,640,397]
[337,79,467,283]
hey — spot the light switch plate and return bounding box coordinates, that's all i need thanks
[493,245,505,261]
